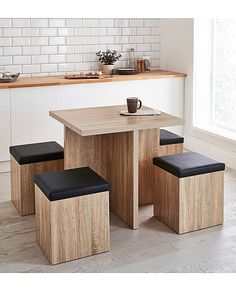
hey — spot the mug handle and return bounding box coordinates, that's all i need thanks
[137,100,142,110]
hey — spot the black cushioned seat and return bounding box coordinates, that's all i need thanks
[34,167,109,201]
[9,141,64,165]
[153,151,225,178]
[160,129,184,146]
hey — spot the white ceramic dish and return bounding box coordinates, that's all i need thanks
[120,109,162,116]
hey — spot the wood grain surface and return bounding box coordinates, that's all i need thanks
[139,136,183,206]
[154,167,180,233]
[154,167,224,234]
[51,105,184,227]
[35,185,52,262]
[64,126,138,229]
[50,105,184,136]
[35,185,110,265]
[10,156,64,216]
[138,128,160,205]
[179,171,224,234]
[0,70,186,89]
[1,168,236,272]
[158,143,183,157]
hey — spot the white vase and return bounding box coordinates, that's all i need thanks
[102,64,114,75]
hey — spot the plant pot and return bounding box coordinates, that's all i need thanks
[102,64,114,75]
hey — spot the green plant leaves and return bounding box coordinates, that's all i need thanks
[96,49,122,65]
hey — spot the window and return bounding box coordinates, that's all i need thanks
[193,18,236,141]
[213,19,236,132]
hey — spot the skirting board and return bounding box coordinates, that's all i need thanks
[184,134,236,170]
[0,161,10,173]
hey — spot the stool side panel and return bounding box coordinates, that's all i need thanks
[20,163,36,215]
[33,159,64,200]
[179,171,224,234]
[51,195,92,264]
[10,156,22,214]
[154,167,180,233]
[179,175,202,233]
[157,143,183,157]
[35,185,52,264]
[12,159,64,216]
[50,192,110,265]
[91,191,110,254]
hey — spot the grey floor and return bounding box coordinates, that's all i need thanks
[0,168,236,273]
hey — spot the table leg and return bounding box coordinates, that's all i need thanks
[139,128,160,205]
[64,127,139,230]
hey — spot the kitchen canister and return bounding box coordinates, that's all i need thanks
[137,58,145,73]
[142,56,151,71]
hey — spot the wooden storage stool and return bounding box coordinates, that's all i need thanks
[10,141,64,216]
[153,152,225,234]
[34,167,110,265]
[159,129,184,156]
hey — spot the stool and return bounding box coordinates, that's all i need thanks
[34,167,110,265]
[153,152,225,234]
[159,129,184,156]
[10,141,64,216]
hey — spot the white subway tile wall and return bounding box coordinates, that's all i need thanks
[0,18,160,77]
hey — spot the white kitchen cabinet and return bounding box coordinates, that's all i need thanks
[147,77,185,134]
[0,89,11,161]
[0,77,184,171]
[10,80,147,146]
[147,77,184,116]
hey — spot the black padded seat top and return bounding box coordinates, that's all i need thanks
[9,141,64,165]
[160,129,184,146]
[34,167,109,201]
[153,152,225,178]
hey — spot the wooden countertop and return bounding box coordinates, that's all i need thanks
[50,105,184,136]
[0,70,186,89]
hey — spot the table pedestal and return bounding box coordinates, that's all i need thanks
[139,128,160,205]
[64,126,160,229]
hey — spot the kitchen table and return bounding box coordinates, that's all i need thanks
[50,105,184,229]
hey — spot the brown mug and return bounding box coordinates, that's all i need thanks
[127,97,142,113]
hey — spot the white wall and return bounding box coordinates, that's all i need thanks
[0,18,160,76]
[160,18,194,131]
[160,18,236,169]
[160,18,194,137]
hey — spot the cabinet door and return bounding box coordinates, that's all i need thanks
[101,80,148,106]
[147,77,184,116]
[11,85,86,146]
[10,83,119,146]
[0,89,11,161]
[147,77,185,134]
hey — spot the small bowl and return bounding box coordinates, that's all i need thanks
[0,73,20,83]
[117,68,138,75]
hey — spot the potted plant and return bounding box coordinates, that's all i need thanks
[96,49,122,74]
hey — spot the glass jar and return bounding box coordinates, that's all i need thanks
[142,56,151,71]
[129,48,136,69]
[137,58,145,73]
[0,65,11,79]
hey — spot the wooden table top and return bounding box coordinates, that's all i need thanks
[0,70,186,89]
[50,105,184,136]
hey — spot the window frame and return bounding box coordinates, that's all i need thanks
[193,18,236,142]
